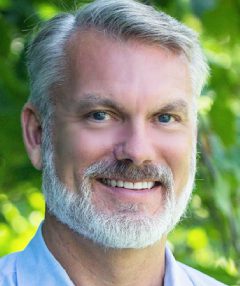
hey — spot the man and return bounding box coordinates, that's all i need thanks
[0,0,226,285]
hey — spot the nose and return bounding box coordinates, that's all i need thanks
[113,122,155,166]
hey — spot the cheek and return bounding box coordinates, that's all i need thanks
[157,132,195,193]
[53,128,109,190]
[54,125,117,175]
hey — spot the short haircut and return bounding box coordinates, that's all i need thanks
[27,0,209,124]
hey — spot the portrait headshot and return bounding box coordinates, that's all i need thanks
[0,0,239,285]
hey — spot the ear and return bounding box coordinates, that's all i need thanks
[21,103,42,170]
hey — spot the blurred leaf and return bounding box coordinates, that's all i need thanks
[187,228,208,249]
[202,0,240,44]
[36,3,59,20]
[0,0,11,9]
[0,15,11,57]
[209,96,236,146]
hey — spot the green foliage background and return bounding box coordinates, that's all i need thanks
[0,0,239,285]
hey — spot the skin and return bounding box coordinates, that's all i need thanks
[22,30,195,286]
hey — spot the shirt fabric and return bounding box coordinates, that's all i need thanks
[0,225,227,286]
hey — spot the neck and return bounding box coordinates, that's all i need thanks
[43,212,167,286]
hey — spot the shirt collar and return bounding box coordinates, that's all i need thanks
[164,245,193,286]
[15,224,193,286]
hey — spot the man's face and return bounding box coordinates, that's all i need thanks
[43,31,196,248]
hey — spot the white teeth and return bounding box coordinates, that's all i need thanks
[111,180,117,187]
[133,182,143,189]
[147,182,155,189]
[142,182,148,189]
[116,180,123,187]
[124,182,134,189]
[102,179,155,190]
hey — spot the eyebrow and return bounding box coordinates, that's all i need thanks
[153,100,189,114]
[73,93,189,116]
[73,93,128,114]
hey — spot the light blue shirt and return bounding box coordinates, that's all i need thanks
[0,224,227,286]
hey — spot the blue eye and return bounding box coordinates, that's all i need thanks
[158,114,172,123]
[91,111,109,121]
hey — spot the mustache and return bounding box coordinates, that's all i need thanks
[84,160,174,190]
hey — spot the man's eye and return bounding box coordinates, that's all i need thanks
[158,114,173,123]
[90,111,110,121]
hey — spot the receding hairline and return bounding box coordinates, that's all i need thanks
[60,27,191,104]
[65,26,189,62]
[26,0,209,123]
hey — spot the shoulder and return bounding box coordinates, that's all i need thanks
[0,252,20,285]
[177,261,228,286]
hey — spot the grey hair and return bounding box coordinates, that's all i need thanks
[27,0,209,123]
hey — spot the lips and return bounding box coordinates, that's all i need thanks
[99,178,159,190]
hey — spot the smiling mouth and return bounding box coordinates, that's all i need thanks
[98,178,161,190]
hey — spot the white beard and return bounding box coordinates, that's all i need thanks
[41,130,196,249]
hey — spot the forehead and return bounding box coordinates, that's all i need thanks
[62,30,192,108]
